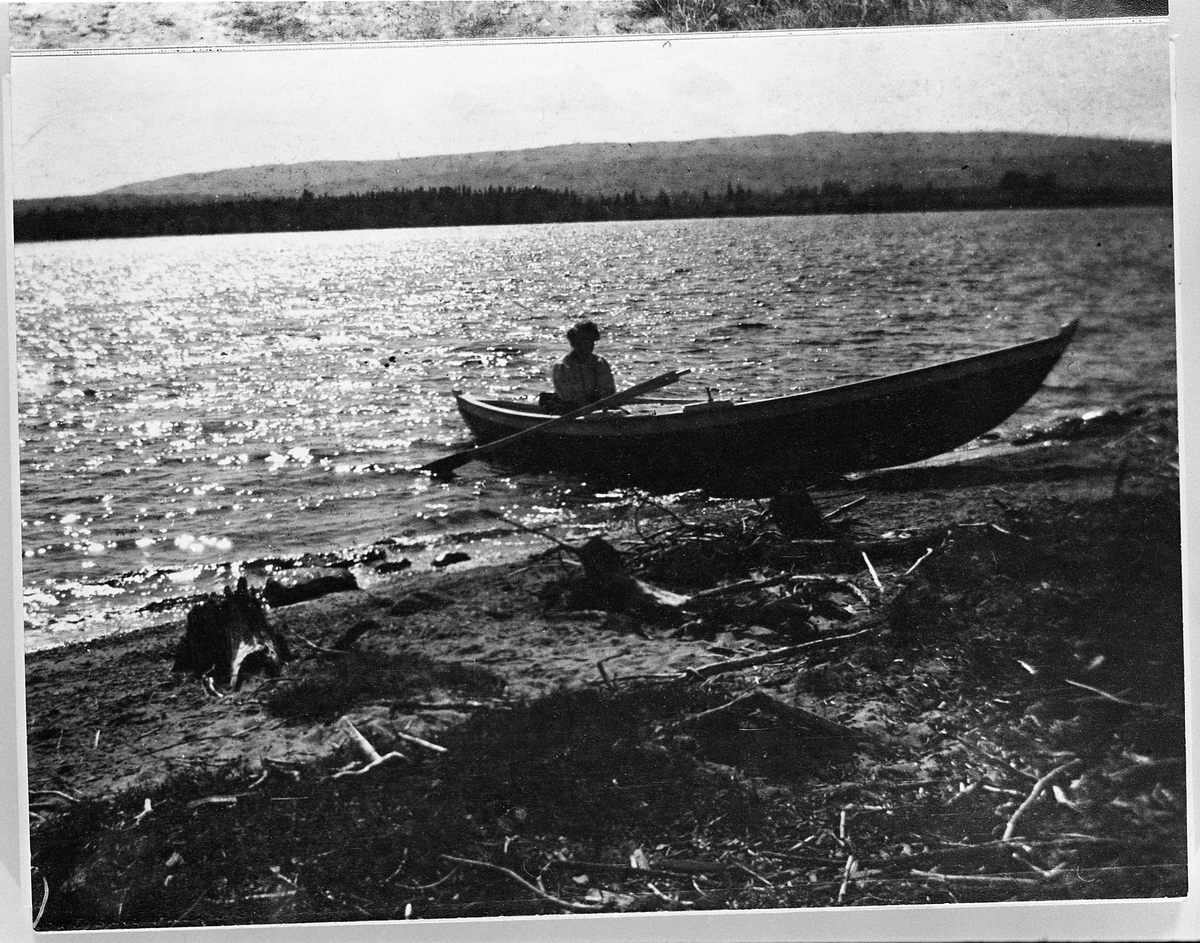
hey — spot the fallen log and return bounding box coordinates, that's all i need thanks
[263,567,358,607]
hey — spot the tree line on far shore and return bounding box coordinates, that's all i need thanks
[13,172,1171,243]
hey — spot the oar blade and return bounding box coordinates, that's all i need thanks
[422,451,472,478]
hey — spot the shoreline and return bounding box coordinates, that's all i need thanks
[25,406,1186,926]
[22,402,1164,655]
[20,527,559,655]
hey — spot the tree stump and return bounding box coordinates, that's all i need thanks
[572,537,690,616]
[173,578,289,689]
[770,486,827,538]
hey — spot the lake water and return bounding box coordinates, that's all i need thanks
[14,207,1176,650]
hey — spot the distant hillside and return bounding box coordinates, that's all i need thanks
[17,132,1173,215]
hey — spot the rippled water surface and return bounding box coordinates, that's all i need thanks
[15,208,1176,648]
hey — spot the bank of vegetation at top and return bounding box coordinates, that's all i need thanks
[628,0,1167,32]
[13,172,1170,243]
[8,1,1169,51]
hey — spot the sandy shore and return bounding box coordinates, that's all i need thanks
[25,406,1186,927]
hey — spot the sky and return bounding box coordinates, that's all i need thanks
[9,19,1172,200]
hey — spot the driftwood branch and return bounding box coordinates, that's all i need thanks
[32,876,49,931]
[597,651,632,689]
[861,552,883,591]
[674,689,864,746]
[910,869,1038,885]
[331,752,408,777]
[331,717,409,777]
[391,730,447,754]
[1002,759,1083,841]
[903,548,935,575]
[439,855,606,913]
[341,717,381,763]
[365,699,499,712]
[823,495,868,520]
[548,857,733,879]
[686,627,873,679]
[1064,678,1160,710]
[278,623,347,657]
[681,573,797,606]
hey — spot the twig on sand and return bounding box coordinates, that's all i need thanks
[341,717,382,763]
[823,495,868,520]
[391,865,461,890]
[738,862,775,888]
[674,688,760,723]
[838,854,856,903]
[332,717,409,777]
[366,699,499,712]
[687,627,873,680]
[1064,678,1159,709]
[278,623,347,657]
[910,869,1038,885]
[675,689,863,743]
[1002,759,1083,841]
[30,788,80,805]
[439,854,606,913]
[597,651,631,689]
[391,729,447,754]
[903,547,935,575]
[32,876,49,931]
[681,572,796,607]
[549,857,733,879]
[861,552,883,591]
[1011,852,1068,879]
[331,751,409,777]
[839,579,871,606]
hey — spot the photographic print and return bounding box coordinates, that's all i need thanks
[4,4,1186,936]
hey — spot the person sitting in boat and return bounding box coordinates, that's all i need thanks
[540,320,617,413]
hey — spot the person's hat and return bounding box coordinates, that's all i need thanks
[568,320,601,342]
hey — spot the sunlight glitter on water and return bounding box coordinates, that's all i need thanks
[14,208,1176,646]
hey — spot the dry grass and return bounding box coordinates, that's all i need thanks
[630,1,1165,32]
[8,0,1167,50]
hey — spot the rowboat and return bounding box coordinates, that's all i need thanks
[449,320,1079,496]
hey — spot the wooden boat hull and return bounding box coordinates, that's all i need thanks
[452,320,1079,495]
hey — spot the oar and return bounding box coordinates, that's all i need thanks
[422,369,690,477]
